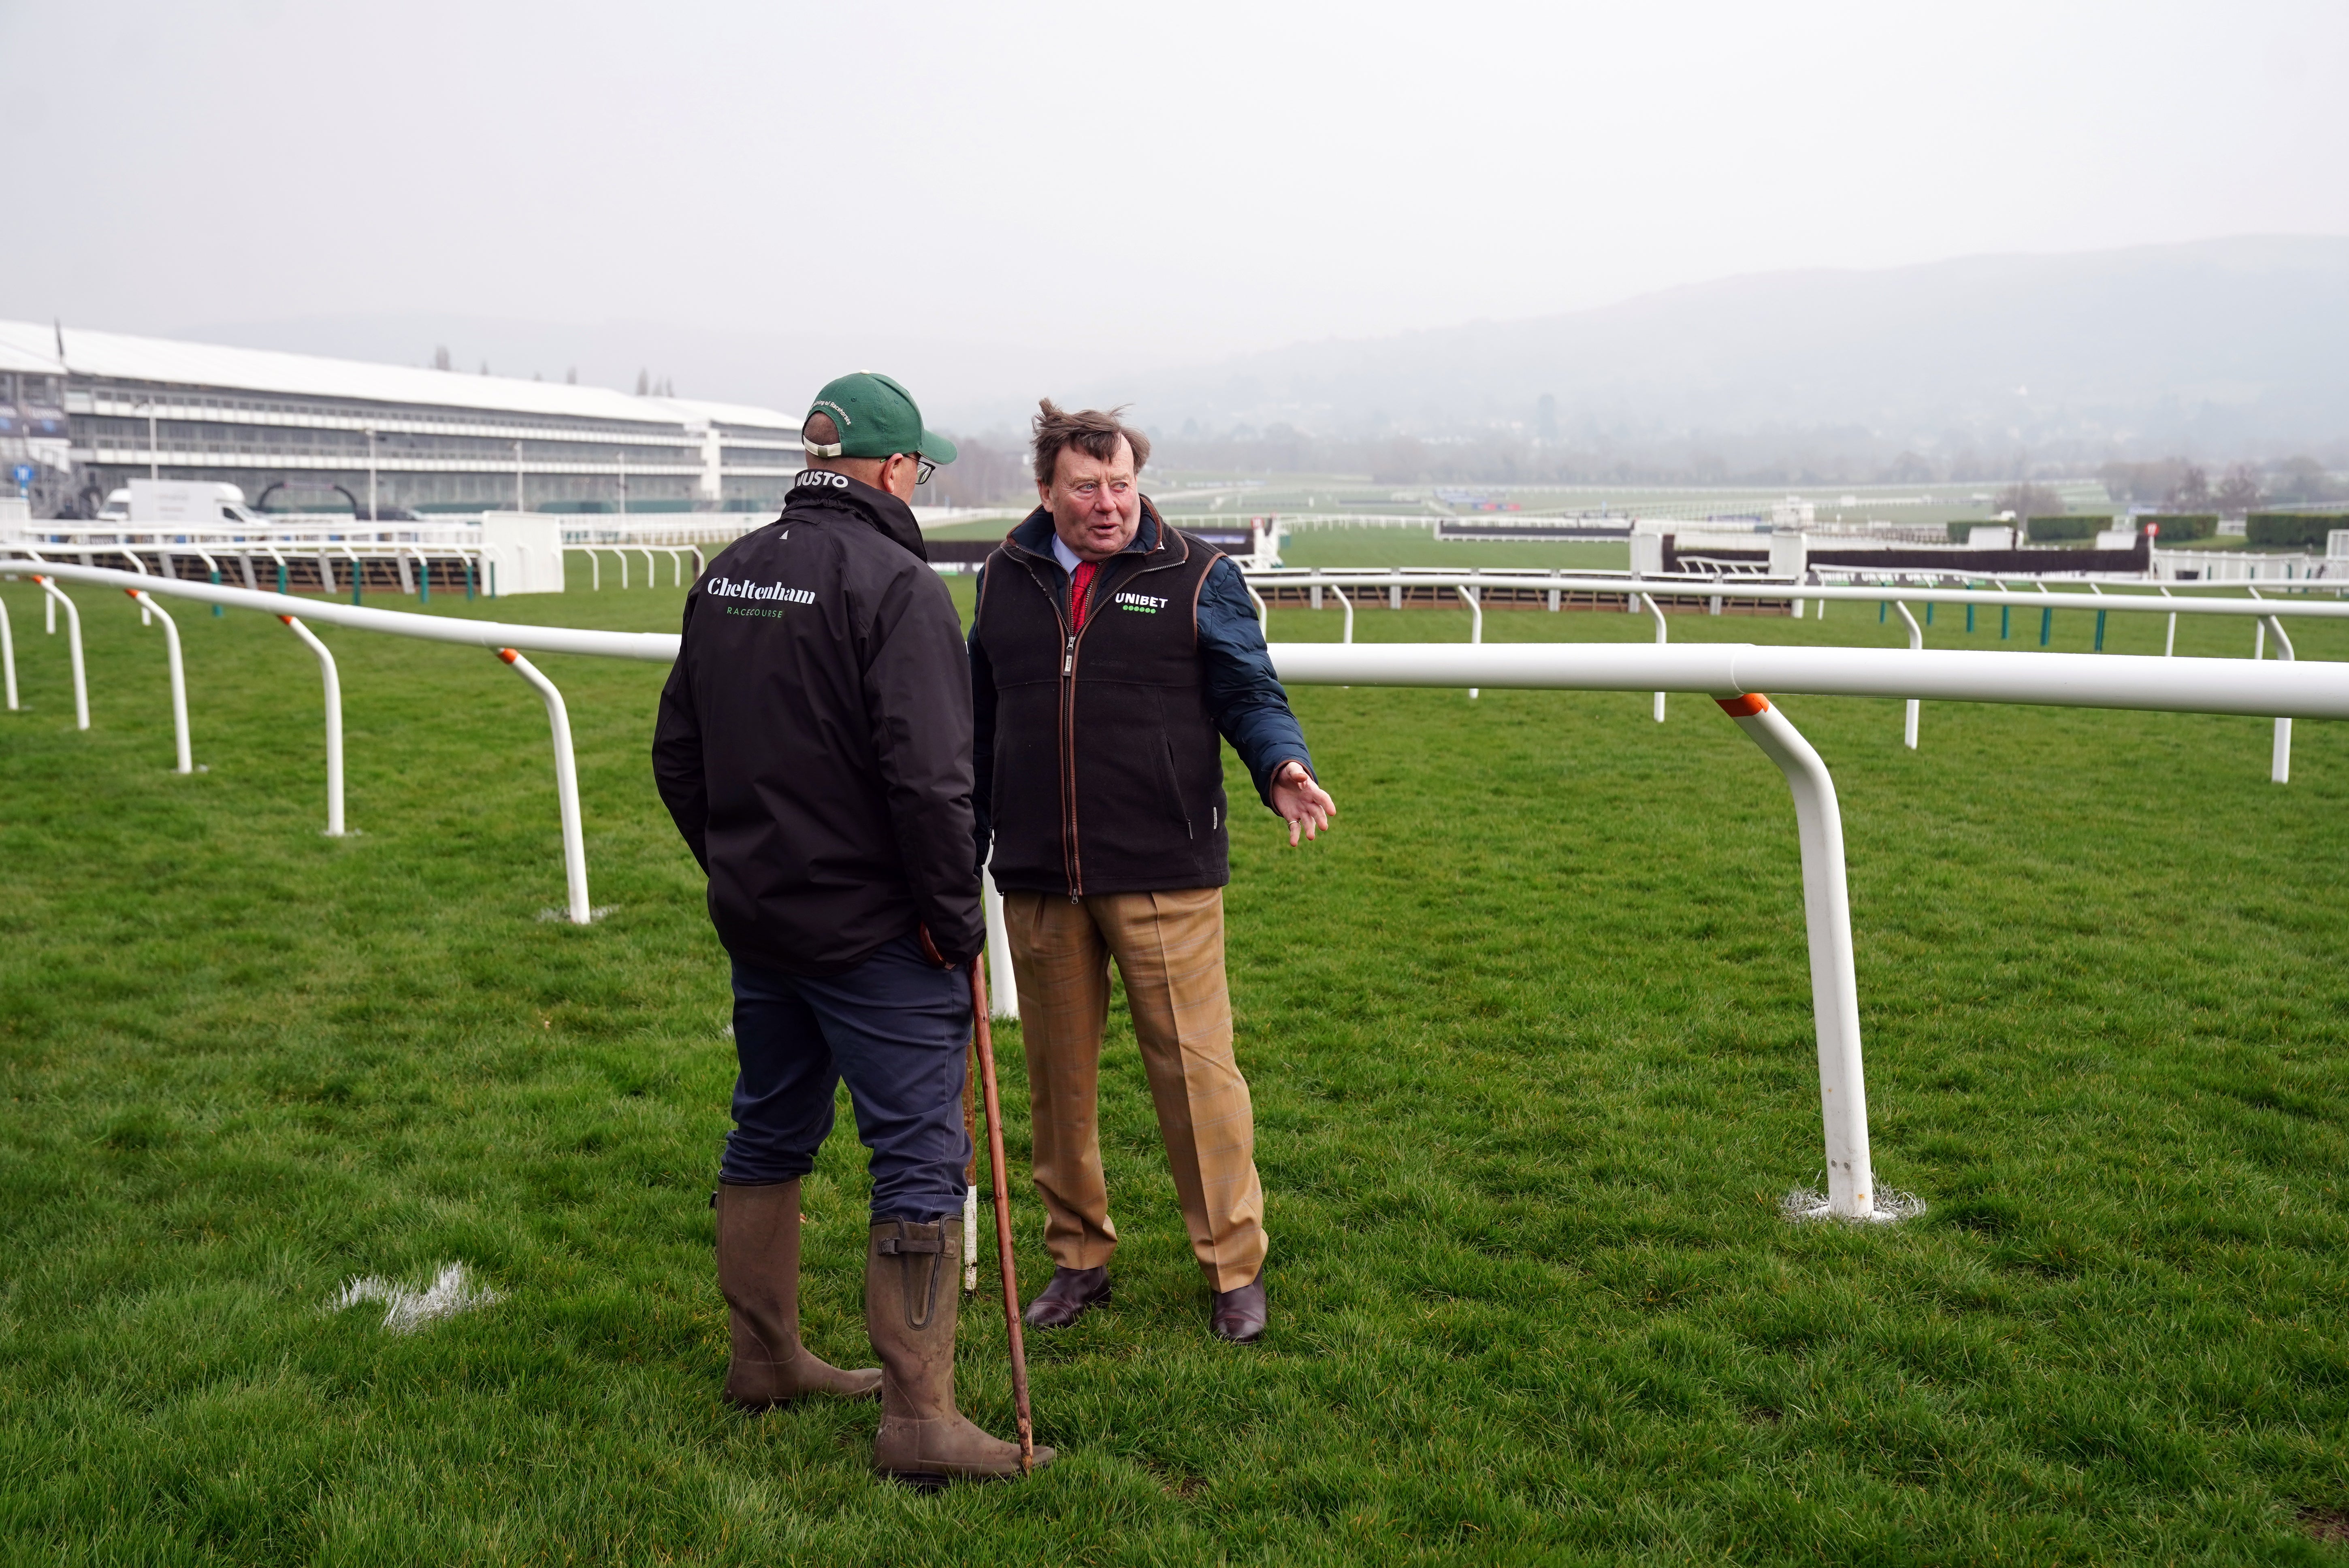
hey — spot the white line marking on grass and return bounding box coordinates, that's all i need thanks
[537,905,616,922]
[1780,1187,1925,1225]
[329,1262,503,1332]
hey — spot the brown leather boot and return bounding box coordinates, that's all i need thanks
[867,1218,1056,1486]
[715,1181,881,1408]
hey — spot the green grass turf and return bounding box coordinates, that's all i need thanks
[4,563,2349,1564]
[1270,529,1629,573]
[921,518,1632,572]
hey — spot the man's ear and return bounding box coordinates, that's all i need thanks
[1036,479,1052,505]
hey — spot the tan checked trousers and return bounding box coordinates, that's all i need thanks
[1002,887,1266,1293]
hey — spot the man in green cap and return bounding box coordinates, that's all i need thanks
[654,372,1052,1485]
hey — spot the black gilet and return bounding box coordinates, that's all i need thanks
[971,513,1229,897]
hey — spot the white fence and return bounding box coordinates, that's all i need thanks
[10,558,2349,1225]
[7,520,710,601]
[1246,568,2347,779]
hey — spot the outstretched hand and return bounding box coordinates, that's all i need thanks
[1270,761,1336,847]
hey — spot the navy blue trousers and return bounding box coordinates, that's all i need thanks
[722,935,972,1222]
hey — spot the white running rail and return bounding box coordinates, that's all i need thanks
[277,614,345,836]
[2265,614,2296,785]
[1247,567,2349,620]
[1253,568,2346,774]
[17,559,2349,1223]
[982,862,1018,1022]
[499,648,593,925]
[33,575,89,729]
[1639,592,1667,723]
[1718,692,1870,1218]
[1891,602,1923,750]
[127,590,193,773]
[0,593,15,711]
[1265,639,2349,1221]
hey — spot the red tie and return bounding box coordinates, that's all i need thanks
[1070,559,1099,630]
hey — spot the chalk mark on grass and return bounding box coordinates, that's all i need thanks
[328,1263,502,1333]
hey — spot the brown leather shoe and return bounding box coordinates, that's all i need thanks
[1210,1272,1266,1344]
[1022,1265,1111,1330]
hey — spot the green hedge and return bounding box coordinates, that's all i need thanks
[2247,513,2349,550]
[2026,516,2110,543]
[2144,514,2215,542]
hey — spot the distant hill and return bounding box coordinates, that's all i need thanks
[171,236,2349,470]
[1108,236,2349,459]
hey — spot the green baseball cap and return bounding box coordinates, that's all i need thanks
[803,371,958,464]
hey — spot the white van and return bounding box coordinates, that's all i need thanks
[98,480,264,527]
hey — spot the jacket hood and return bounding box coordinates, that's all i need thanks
[782,469,929,563]
[1004,496,1175,568]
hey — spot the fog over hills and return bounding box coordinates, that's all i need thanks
[177,236,2349,476]
[1101,235,2349,465]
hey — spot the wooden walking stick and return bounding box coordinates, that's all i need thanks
[968,959,1036,1474]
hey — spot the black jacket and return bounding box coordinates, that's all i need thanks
[968,501,1313,898]
[652,471,984,975]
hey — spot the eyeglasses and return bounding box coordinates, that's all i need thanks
[904,455,937,486]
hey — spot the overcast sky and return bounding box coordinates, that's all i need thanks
[6,0,2347,411]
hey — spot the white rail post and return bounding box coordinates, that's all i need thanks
[1456,584,1482,699]
[638,547,657,588]
[618,550,630,590]
[982,862,1019,1020]
[2265,614,2294,784]
[279,614,345,835]
[1246,579,1270,626]
[1330,582,1354,644]
[586,549,601,590]
[497,648,591,924]
[0,594,16,711]
[127,590,193,773]
[964,1176,981,1295]
[1640,592,1669,722]
[34,577,88,730]
[1716,692,1878,1220]
[1893,601,1923,750]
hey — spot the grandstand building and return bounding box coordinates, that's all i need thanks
[0,320,802,518]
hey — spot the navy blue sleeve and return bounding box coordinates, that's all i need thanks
[1196,555,1313,810]
[968,561,998,873]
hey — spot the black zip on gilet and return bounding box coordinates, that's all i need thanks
[974,513,1229,898]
